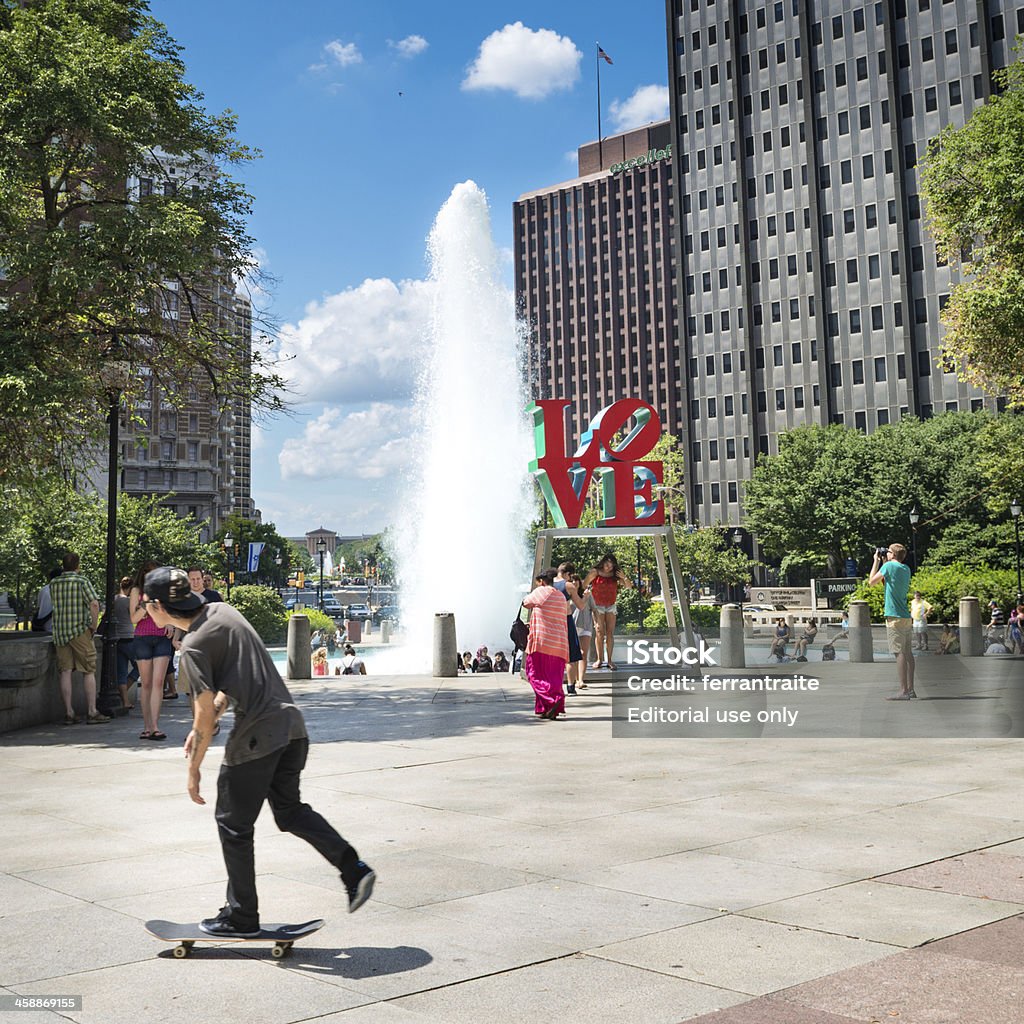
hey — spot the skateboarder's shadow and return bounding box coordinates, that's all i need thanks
[160,944,433,977]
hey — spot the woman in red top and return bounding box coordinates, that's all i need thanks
[522,568,569,720]
[584,552,633,671]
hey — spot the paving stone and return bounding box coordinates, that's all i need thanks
[570,851,852,911]
[780,948,1024,1024]
[742,879,1023,946]
[423,878,716,947]
[590,915,894,996]
[684,995,864,1023]
[877,849,1024,903]
[920,913,1024,968]
[392,954,748,1024]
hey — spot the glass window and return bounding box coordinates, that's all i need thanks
[874,356,887,381]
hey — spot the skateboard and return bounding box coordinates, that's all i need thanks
[145,918,324,959]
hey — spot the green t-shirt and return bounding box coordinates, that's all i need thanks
[880,559,912,618]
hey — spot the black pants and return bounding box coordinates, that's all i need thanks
[215,737,359,928]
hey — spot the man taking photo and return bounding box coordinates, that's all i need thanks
[869,544,915,701]
[142,566,375,937]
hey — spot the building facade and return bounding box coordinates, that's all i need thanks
[515,122,682,450]
[117,154,259,541]
[667,0,1016,526]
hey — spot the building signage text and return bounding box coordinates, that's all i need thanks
[610,143,672,175]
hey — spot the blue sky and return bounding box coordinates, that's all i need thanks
[151,1,669,536]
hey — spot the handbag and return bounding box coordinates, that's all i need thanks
[509,604,528,654]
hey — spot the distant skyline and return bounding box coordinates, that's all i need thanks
[150,1,669,536]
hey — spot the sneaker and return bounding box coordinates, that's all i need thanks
[566,684,577,695]
[344,862,376,914]
[199,907,260,938]
[885,693,912,701]
[86,712,111,724]
[908,690,918,698]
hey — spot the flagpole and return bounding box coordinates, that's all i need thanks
[596,42,603,168]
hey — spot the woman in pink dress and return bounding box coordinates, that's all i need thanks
[522,568,569,720]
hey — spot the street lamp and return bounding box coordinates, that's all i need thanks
[1011,498,1022,606]
[317,538,327,612]
[275,554,283,599]
[732,528,745,614]
[909,506,920,572]
[223,532,234,601]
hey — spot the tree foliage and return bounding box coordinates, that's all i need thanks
[920,52,1024,406]
[228,584,285,644]
[743,413,1022,578]
[0,0,285,483]
[0,478,216,619]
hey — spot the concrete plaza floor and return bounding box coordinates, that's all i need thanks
[1,658,1023,1024]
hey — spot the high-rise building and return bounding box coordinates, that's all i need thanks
[666,0,1014,526]
[116,154,259,541]
[515,121,682,448]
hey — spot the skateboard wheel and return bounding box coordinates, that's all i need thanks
[173,944,189,959]
[272,944,285,959]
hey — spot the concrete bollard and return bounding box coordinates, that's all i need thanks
[959,596,983,656]
[381,620,391,644]
[848,601,874,662]
[719,604,745,668]
[433,612,457,677]
[287,614,312,680]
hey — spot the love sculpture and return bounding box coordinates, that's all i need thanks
[528,398,665,529]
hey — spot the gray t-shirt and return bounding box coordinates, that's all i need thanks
[112,594,135,640]
[177,603,307,766]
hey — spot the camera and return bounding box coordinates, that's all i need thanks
[875,546,890,559]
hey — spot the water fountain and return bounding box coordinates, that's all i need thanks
[391,181,536,671]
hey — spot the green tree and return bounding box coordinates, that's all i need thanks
[0,479,215,618]
[0,0,284,484]
[228,584,285,644]
[920,53,1024,406]
[214,514,292,588]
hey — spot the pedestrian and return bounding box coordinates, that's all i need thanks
[832,612,850,643]
[584,553,632,670]
[1009,606,1024,655]
[312,647,329,676]
[769,618,791,661]
[142,566,375,936]
[188,566,224,603]
[32,566,61,633]
[340,644,366,675]
[570,574,596,688]
[492,651,510,672]
[112,575,138,710]
[554,563,584,693]
[793,618,818,661]
[49,552,110,724]
[462,650,474,673]
[522,568,569,720]
[131,560,173,740]
[869,544,915,700]
[910,591,933,650]
[936,623,960,655]
[472,646,493,672]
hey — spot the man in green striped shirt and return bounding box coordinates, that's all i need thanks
[50,552,109,725]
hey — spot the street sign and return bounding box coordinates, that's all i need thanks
[750,587,812,608]
[815,578,861,599]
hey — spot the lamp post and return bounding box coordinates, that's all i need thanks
[1011,498,1022,606]
[275,554,283,599]
[317,538,327,612]
[908,506,920,572]
[732,528,745,615]
[223,532,234,601]
[97,344,132,717]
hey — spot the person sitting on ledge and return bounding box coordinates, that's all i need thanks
[793,618,818,662]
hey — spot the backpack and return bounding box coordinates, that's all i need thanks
[821,643,836,662]
[510,604,528,652]
[341,657,356,675]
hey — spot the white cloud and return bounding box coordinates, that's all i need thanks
[609,84,670,132]
[391,35,428,58]
[276,277,434,404]
[278,403,414,482]
[462,22,581,100]
[324,39,363,67]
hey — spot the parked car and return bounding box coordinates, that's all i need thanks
[353,577,366,587]
[345,603,372,622]
[322,600,345,620]
[374,605,400,625]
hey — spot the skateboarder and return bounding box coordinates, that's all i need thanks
[142,566,375,937]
